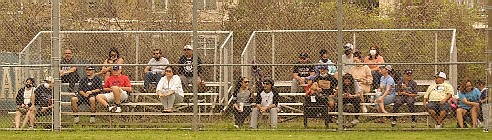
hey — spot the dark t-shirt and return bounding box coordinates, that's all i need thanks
[293,61,314,77]
[60,58,78,75]
[178,55,203,77]
[79,76,103,93]
[314,75,337,95]
[34,85,53,107]
[395,79,418,95]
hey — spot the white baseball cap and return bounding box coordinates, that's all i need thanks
[45,76,54,82]
[434,72,447,79]
[184,45,193,50]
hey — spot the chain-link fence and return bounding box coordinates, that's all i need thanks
[0,0,489,131]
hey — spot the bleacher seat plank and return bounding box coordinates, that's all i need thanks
[60,92,219,96]
[341,112,429,117]
[61,112,219,116]
[60,102,214,106]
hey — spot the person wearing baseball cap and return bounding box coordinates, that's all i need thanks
[374,65,396,118]
[291,52,315,93]
[392,68,418,128]
[96,65,132,113]
[423,71,454,128]
[250,78,280,129]
[178,44,204,92]
[316,49,336,76]
[71,66,103,124]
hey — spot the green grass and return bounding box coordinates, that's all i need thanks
[0,130,490,140]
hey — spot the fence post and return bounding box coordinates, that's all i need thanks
[51,0,61,131]
[192,0,199,131]
[336,0,344,131]
[486,0,492,132]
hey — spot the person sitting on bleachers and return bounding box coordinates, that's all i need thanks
[392,69,418,128]
[96,66,132,113]
[315,49,336,76]
[96,47,124,81]
[178,45,204,92]
[364,46,384,90]
[72,66,103,124]
[456,78,481,128]
[14,78,36,129]
[143,49,169,93]
[291,52,315,93]
[340,73,362,127]
[156,66,184,113]
[250,78,280,129]
[60,48,79,92]
[27,76,54,129]
[423,71,453,128]
[349,50,372,113]
[311,65,337,109]
[231,77,254,129]
[342,43,354,74]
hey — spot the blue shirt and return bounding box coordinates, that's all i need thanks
[379,75,395,95]
[458,88,481,110]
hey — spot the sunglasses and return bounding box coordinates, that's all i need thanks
[153,53,160,55]
[243,81,250,83]
[184,49,192,51]
[64,53,71,54]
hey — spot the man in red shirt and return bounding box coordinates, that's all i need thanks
[96,66,132,113]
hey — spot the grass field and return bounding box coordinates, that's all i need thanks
[0,129,490,140]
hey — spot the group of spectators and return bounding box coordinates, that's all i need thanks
[15,45,203,127]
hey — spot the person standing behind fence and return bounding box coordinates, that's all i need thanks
[231,77,254,129]
[97,48,124,81]
[71,66,103,124]
[456,78,481,128]
[291,52,315,93]
[61,48,79,92]
[250,78,280,129]
[27,77,54,129]
[96,66,132,113]
[14,78,35,129]
[143,49,169,93]
[423,71,453,128]
[178,45,203,92]
[477,80,489,131]
[349,50,372,113]
[156,66,184,113]
[392,69,418,128]
[364,46,384,90]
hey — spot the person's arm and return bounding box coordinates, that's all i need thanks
[16,88,24,106]
[119,76,132,92]
[255,92,262,109]
[265,92,279,110]
[30,89,37,109]
[423,85,432,107]
[156,77,165,96]
[441,84,454,104]
[117,58,124,64]
[102,78,112,92]
[406,81,418,97]
[365,67,373,85]
[166,76,182,96]
[462,98,480,107]
[144,59,151,73]
[97,60,109,75]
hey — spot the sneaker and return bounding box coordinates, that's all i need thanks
[89,117,96,124]
[391,121,397,127]
[233,125,239,129]
[411,122,417,128]
[477,120,483,128]
[28,126,34,130]
[351,119,360,125]
[108,106,116,112]
[361,105,368,113]
[73,117,80,124]
[435,124,442,129]
[114,107,122,113]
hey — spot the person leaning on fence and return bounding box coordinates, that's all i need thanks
[477,80,489,130]
[143,49,170,93]
[291,52,315,93]
[97,47,124,81]
[156,66,184,113]
[392,69,418,128]
[349,50,372,113]
[27,76,54,129]
[96,66,132,113]
[364,46,384,90]
[178,45,204,92]
[231,77,254,129]
[423,71,453,128]
[456,78,481,128]
[315,49,336,76]
[250,78,280,129]
[60,48,79,92]
[14,78,36,129]
[374,65,396,122]
[72,66,103,124]
[311,65,337,110]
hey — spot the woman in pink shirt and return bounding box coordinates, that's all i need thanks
[364,46,384,90]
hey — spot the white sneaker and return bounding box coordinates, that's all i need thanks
[435,124,442,129]
[351,119,360,125]
[89,117,96,124]
[73,117,80,124]
[361,105,368,113]
[391,121,397,127]
[108,106,116,112]
[114,107,122,113]
[477,120,483,128]
[411,122,417,128]
[233,125,239,129]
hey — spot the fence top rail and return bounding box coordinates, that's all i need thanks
[38,31,233,34]
[254,29,456,33]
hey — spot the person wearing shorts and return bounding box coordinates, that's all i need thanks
[96,66,132,113]
[423,71,454,128]
[71,66,102,123]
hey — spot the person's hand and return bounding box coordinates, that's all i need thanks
[299,78,305,84]
[21,104,25,108]
[260,107,267,113]
[439,99,446,105]
[158,93,164,97]
[238,108,243,112]
[472,102,480,108]
[343,93,350,98]
[60,71,66,76]
[41,107,48,112]
[30,106,36,111]
[376,97,383,103]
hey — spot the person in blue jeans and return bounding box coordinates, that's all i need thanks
[456,78,481,128]
[375,65,396,114]
[143,49,169,92]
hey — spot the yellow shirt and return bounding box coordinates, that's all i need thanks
[424,83,454,101]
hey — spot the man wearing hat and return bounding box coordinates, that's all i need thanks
[291,52,315,93]
[96,66,132,113]
[178,45,204,92]
[316,49,336,76]
[72,66,103,123]
[423,71,454,128]
[25,76,54,129]
[250,78,280,129]
[312,65,338,109]
[392,69,418,128]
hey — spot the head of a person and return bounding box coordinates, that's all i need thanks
[319,49,329,62]
[184,45,193,57]
[85,66,96,76]
[379,65,393,75]
[477,80,486,90]
[319,65,329,76]
[43,76,53,89]
[403,68,413,81]
[262,78,274,92]
[434,71,447,84]
[236,77,250,89]
[112,65,123,76]
[24,77,35,88]
[165,66,176,77]
[64,48,73,60]
[459,78,473,93]
[342,73,354,86]
[109,47,120,60]
[299,52,309,63]
[369,46,380,58]
[153,49,162,60]
[344,43,354,56]
[353,50,364,66]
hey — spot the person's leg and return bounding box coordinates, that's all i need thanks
[250,108,259,128]
[328,97,336,111]
[392,96,403,121]
[89,97,97,113]
[96,94,111,109]
[233,107,240,126]
[14,111,22,129]
[427,103,438,124]
[471,106,478,128]
[371,71,381,90]
[406,97,417,122]
[71,96,79,113]
[160,97,169,111]
[457,108,467,128]
[143,72,153,92]
[167,94,176,111]
[68,73,78,92]
[238,106,251,127]
[352,98,361,120]
[28,107,37,128]
[482,103,490,129]
[437,110,447,126]
[269,107,279,128]
[291,78,299,93]
[21,111,31,129]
